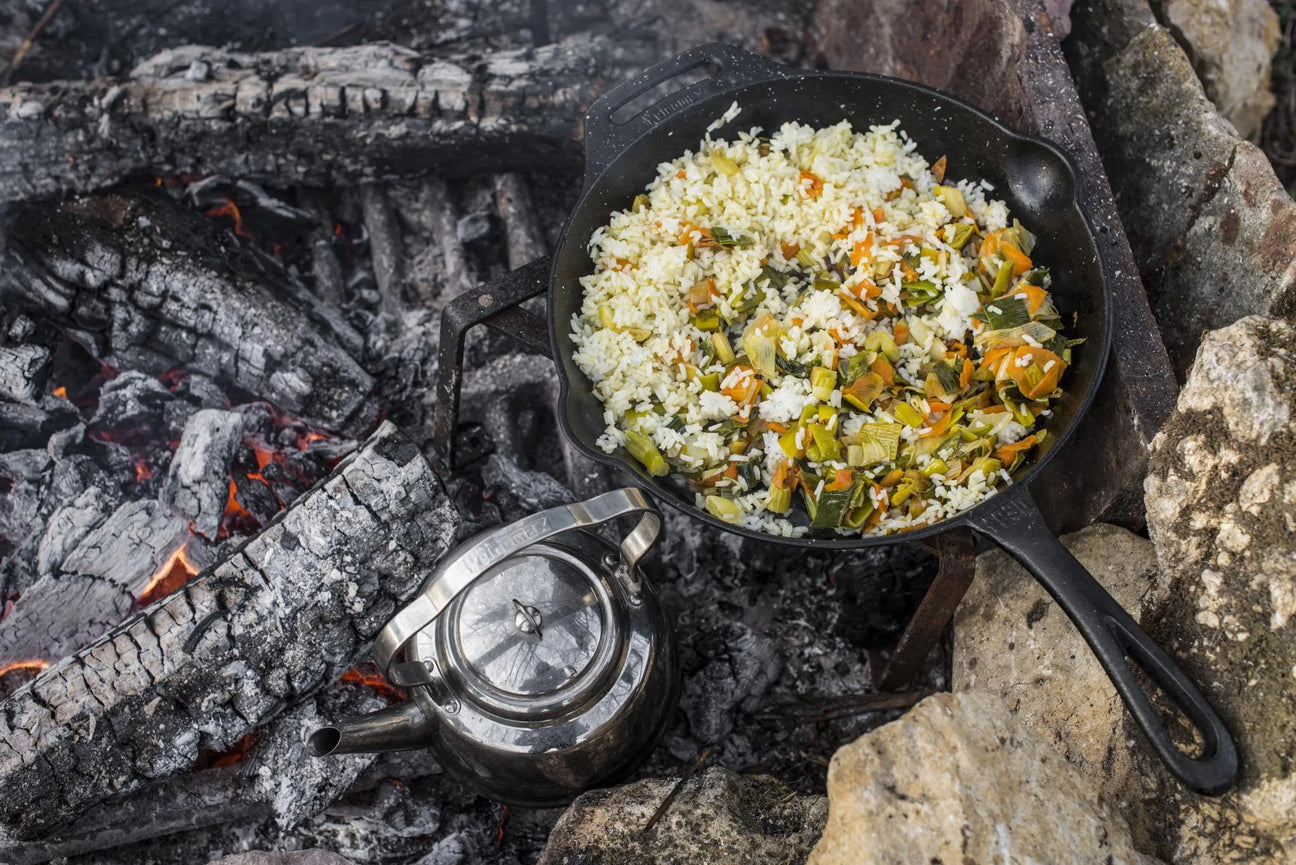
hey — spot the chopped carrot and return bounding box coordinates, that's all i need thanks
[1000,241,1032,277]
[839,292,877,320]
[766,422,788,434]
[723,463,739,480]
[981,404,1008,414]
[946,340,968,358]
[781,242,800,260]
[978,229,1003,270]
[893,321,911,344]
[871,207,886,223]
[1007,346,1066,400]
[772,460,797,490]
[926,399,952,413]
[613,258,631,271]
[899,260,919,281]
[799,169,824,199]
[824,468,854,492]
[932,155,947,183]
[676,169,686,179]
[852,206,865,228]
[870,356,894,386]
[920,411,953,438]
[850,232,874,266]
[879,468,904,487]
[1017,283,1049,315]
[678,223,713,246]
[993,434,1038,464]
[860,280,882,300]
[959,358,974,388]
[980,345,1013,373]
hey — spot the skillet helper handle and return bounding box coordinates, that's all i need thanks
[372,488,661,674]
[583,42,789,180]
[432,257,553,473]
[966,484,1240,796]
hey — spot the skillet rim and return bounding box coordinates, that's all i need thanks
[547,63,1116,549]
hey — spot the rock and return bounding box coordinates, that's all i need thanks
[1066,1,1296,376]
[537,766,827,865]
[1139,316,1296,862]
[952,524,1167,804]
[808,692,1158,865]
[207,852,354,865]
[1150,0,1280,138]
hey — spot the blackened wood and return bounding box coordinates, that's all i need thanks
[160,408,245,540]
[0,193,376,436]
[0,421,462,842]
[0,38,606,203]
[4,681,384,864]
[0,344,49,406]
[493,174,548,270]
[359,184,406,315]
[0,499,194,670]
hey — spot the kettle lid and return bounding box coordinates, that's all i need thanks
[433,538,620,709]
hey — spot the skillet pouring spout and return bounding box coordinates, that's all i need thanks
[966,484,1240,795]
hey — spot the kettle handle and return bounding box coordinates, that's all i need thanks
[372,487,661,673]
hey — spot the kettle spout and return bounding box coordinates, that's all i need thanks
[308,701,434,756]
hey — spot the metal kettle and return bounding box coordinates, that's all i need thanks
[309,488,678,806]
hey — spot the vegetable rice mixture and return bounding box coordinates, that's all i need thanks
[571,105,1080,537]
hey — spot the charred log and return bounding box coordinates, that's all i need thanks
[0,193,376,435]
[4,680,385,865]
[0,421,462,842]
[0,38,608,203]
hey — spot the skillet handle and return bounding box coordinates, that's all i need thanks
[583,42,790,182]
[965,484,1239,795]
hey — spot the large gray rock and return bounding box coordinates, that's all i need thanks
[807,692,1157,865]
[953,524,1167,805]
[1066,1,1296,377]
[1150,0,1280,139]
[537,767,826,865]
[1140,316,1296,863]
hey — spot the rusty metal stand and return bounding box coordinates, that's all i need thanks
[432,257,980,690]
[872,528,977,691]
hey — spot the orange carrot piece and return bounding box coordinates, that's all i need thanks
[932,155,947,182]
[824,468,854,492]
[893,321,911,344]
[1000,242,1032,277]
[871,207,886,223]
[1017,283,1049,315]
[870,356,895,386]
[993,434,1038,463]
[781,242,800,260]
[799,169,824,198]
[959,358,974,388]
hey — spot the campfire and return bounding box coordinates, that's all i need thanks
[2,0,1293,863]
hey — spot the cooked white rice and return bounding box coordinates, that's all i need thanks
[570,104,1069,537]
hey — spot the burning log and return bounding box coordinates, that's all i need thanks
[0,421,462,842]
[0,192,376,436]
[4,680,386,865]
[160,408,246,540]
[0,38,608,203]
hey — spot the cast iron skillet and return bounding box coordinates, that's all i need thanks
[542,44,1237,794]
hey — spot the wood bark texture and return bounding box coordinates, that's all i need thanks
[0,37,608,202]
[0,192,376,435]
[0,421,461,843]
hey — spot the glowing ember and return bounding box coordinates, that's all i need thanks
[134,459,153,483]
[194,732,257,770]
[0,659,50,679]
[340,663,405,702]
[205,198,251,239]
[52,386,67,399]
[220,477,260,538]
[139,541,199,606]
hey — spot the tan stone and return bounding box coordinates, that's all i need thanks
[538,767,826,865]
[807,692,1158,865]
[953,524,1166,804]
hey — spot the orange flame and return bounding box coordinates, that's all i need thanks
[205,198,251,239]
[0,659,50,678]
[52,386,68,399]
[135,460,153,483]
[139,542,199,606]
[340,664,405,702]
